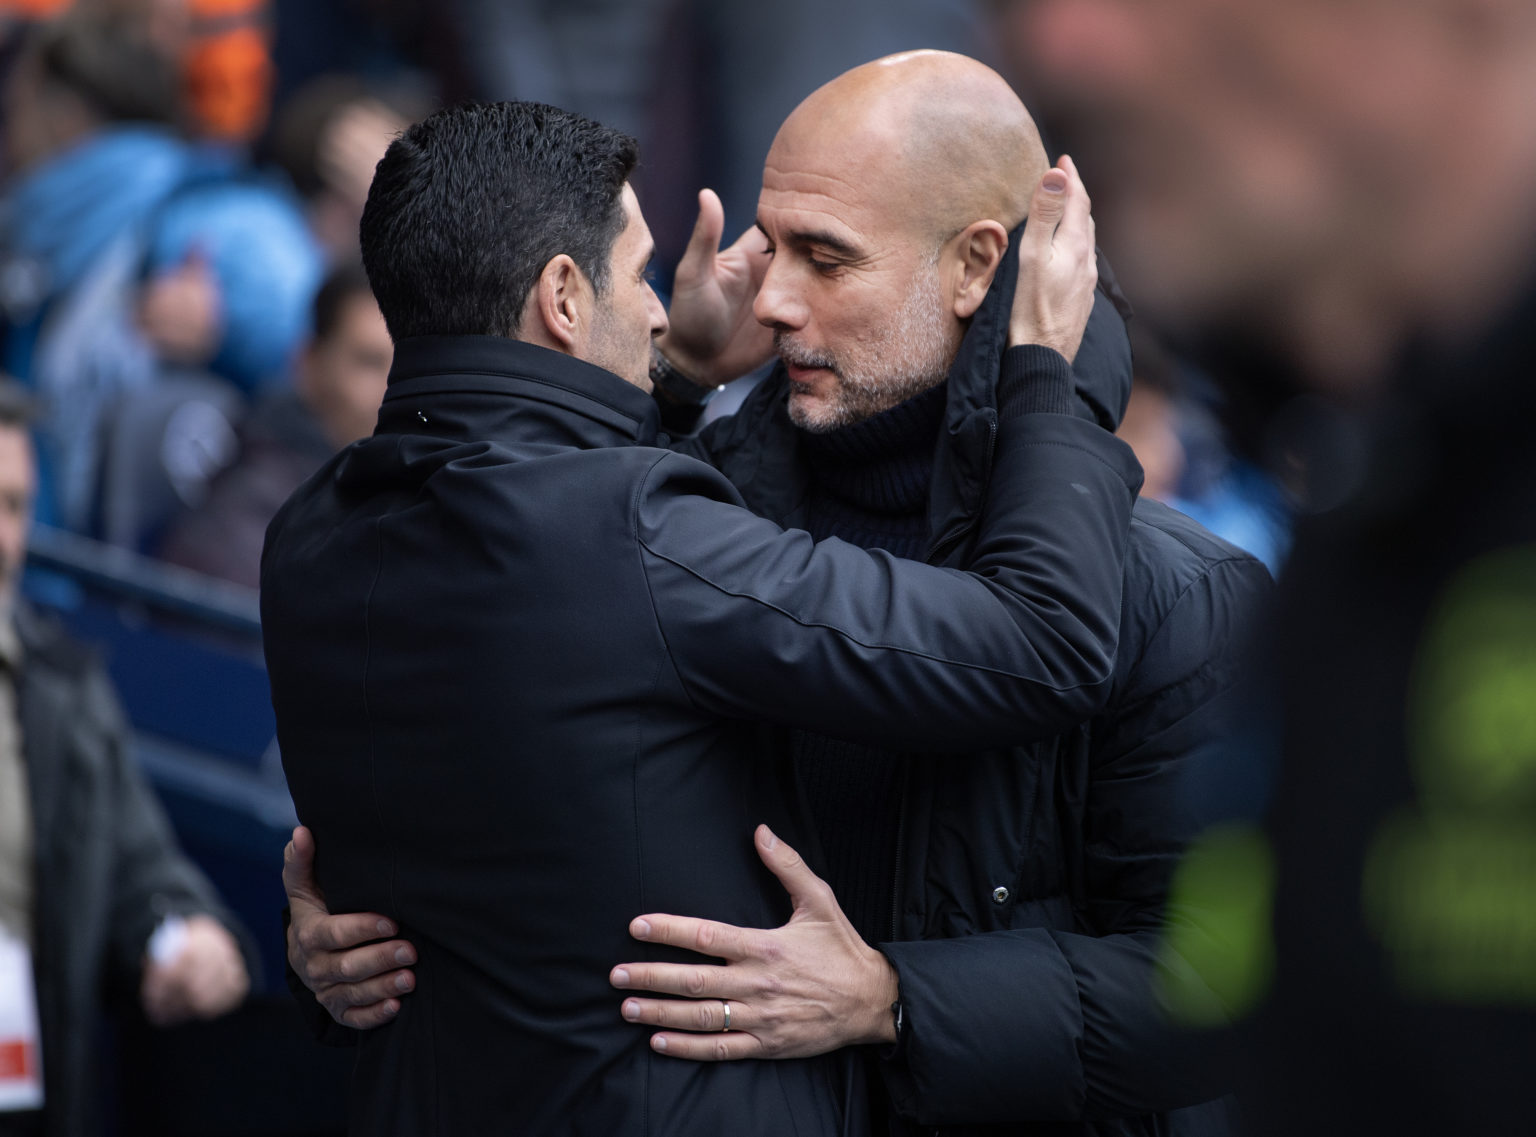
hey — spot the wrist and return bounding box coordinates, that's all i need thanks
[860,949,901,1045]
[650,342,722,406]
[997,344,1075,420]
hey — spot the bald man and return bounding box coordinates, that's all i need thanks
[286,54,1270,1136]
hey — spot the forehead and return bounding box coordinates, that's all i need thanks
[757,124,921,247]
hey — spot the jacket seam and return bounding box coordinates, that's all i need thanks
[1112,554,1258,712]
[640,534,1109,692]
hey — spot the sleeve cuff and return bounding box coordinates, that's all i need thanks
[998,345,1076,420]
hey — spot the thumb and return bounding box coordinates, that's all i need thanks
[282,825,323,905]
[755,824,834,914]
[1024,165,1070,246]
[677,188,725,281]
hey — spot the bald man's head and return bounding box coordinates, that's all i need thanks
[753,52,1054,432]
[772,51,1049,246]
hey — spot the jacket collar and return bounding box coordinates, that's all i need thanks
[381,335,661,448]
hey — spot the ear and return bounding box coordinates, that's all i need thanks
[528,254,594,354]
[947,220,1010,321]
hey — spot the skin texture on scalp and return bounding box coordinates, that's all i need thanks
[782,50,1050,242]
[757,51,1053,431]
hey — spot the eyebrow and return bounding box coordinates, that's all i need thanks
[754,219,861,260]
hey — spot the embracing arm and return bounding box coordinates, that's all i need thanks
[613,550,1272,1118]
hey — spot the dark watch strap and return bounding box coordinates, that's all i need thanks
[650,346,721,406]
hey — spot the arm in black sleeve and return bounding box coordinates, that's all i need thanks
[638,348,1144,752]
[876,553,1274,1125]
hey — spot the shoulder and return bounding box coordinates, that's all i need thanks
[13,605,125,733]
[15,604,101,681]
[1113,498,1274,699]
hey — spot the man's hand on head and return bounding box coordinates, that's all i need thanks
[284,825,418,1029]
[609,825,899,1061]
[1008,155,1099,361]
[654,188,775,387]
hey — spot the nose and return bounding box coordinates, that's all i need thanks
[752,259,807,332]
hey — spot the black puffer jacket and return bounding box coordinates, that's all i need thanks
[677,247,1273,1135]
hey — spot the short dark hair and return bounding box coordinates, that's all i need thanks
[359,101,638,343]
[311,262,376,344]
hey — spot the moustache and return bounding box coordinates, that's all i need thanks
[774,333,839,377]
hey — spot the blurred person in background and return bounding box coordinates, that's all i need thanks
[159,263,390,588]
[996,0,1536,1132]
[0,378,251,1137]
[1116,327,1288,575]
[0,11,320,532]
[1,0,276,143]
[265,74,419,264]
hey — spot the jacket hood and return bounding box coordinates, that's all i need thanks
[926,222,1134,560]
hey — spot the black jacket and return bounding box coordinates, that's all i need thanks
[260,335,1142,1136]
[676,249,1273,1134]
[18,604,246,1137]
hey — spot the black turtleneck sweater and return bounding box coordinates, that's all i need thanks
[791,382,948,945]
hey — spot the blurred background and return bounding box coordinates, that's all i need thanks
[5,0,1533,1131]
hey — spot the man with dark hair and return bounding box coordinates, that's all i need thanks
[159,263,391,588]
[261,97,1138,1134]
[359,101,639,347]
[290,56,1271,1136]
[0,378,251,1137]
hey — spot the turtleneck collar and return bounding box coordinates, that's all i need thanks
[796,381,947,517]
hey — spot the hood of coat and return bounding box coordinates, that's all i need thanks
[926,223,1134,564]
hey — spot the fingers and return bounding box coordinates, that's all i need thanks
[649,1030,763,1061]
[1052,155,1096,264]
[621,995,737,1033]
[610,960,729,999]
[298,908,405,956]
[753,825,835,914]
[678,188,726,280]
[723,220,772,287]
[319,967,415,1013]
[338,998,403,1030]
[627,912,754,960]
[306,935,418,988]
